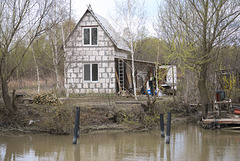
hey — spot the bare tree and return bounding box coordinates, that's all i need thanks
[112,0,147,100]
[42,0,70,96]
[0,0,53,113]
[157,0,240,118]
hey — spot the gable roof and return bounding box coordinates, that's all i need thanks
[66,5,130,52]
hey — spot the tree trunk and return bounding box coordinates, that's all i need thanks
[51,38,60,96]
[131,42,137,100]
[32,44,40,94]
[55,66,60,93]
[11,89,16,110]
[172,66,175,106]
[36,66,40,94]
[53,0,60,96]
[54,29,60,93]
[1,77,13,113]
[61,21,69,98]
[198,63,209,119]
[69,0,72,35]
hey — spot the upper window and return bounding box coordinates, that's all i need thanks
[83,27,98,45]
[84,64,98,81]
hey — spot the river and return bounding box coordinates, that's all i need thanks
[0,124,240,161]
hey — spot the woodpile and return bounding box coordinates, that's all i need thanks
[33,93,61,106]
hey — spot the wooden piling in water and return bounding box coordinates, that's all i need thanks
[166,112,171,144]
[160,113,165,138]
[73,107,80,144]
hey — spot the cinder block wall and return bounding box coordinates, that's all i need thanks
[64,11,126,94]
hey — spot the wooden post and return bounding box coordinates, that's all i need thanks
[160,113,165,137]
[166,112,171,144]
[73,107,80,144]
[115,70,122,93]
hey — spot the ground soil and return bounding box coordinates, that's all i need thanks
[0,95,201,135]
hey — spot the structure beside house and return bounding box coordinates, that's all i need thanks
[64,5,155,95]
[158,65,177,90]
[215,68,240,103]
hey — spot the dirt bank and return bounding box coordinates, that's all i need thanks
[0,95,201,135]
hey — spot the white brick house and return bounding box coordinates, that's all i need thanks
[64,6,130,94]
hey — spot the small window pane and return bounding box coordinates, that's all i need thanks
[92,64,98,81]
[84,64,90,81]
[91,28,97,45]
[84,29,90,45]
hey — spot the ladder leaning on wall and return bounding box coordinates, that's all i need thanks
[118,58,124,91]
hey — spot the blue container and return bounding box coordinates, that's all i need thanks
[147,90,151,95]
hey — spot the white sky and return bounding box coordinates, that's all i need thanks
[71,0,160,35]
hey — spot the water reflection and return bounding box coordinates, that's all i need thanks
[0,133,75,161]
[1,125,240,161]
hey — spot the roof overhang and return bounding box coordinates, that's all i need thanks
[122,58,156,65]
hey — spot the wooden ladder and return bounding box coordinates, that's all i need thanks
[118,59,124,91]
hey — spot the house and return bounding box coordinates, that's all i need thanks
[64,5,155,95]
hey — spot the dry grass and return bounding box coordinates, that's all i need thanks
[9,77,56,88]
[7,77,65,96]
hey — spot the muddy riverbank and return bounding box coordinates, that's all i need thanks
[0,95,201,135]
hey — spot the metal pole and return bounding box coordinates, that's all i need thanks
[160,113,165,138]
[166,112,171,144]
[73,107,80,144]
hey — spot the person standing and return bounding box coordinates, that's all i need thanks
[149,73,156,96]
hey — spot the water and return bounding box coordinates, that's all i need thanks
[0,124,240,161]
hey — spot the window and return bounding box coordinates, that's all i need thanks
[84,64,98,81]
[83,27,98,45]
[84,29,90,45]
[84,64,90,81]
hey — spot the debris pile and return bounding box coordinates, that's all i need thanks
[33,93,61,106]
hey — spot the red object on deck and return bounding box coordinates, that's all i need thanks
[234,109,240,115]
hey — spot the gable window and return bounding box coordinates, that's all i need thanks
[84,64,98,81]
[83,27,98,45]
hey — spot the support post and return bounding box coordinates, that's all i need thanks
[160,113,165,138]
[73,107,80,144]
[166,112,171,144]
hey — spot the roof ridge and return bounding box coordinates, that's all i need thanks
[87,7,118,47]
[64,5,130,52]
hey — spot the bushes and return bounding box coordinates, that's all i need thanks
[114,100,176,129]
[47,106,74,134]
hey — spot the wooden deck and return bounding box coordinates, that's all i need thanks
[202,118,240,124]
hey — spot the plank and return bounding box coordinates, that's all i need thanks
[115,101,146,104]
[202,118,240,124]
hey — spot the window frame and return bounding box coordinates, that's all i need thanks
[83,27,98,46]
[83,63,99,82]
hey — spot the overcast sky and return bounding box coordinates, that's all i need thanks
[71,0,160,35]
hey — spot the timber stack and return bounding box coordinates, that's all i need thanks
[33,93,61,106]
